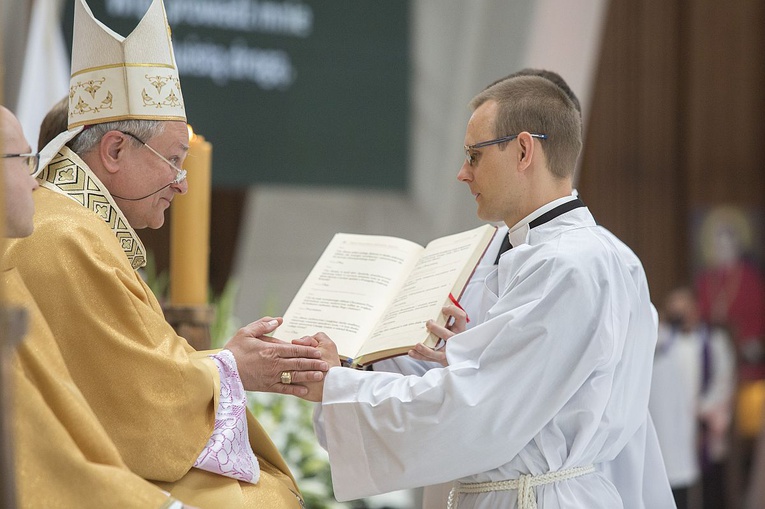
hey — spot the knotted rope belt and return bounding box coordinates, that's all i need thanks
[447,464,595,509]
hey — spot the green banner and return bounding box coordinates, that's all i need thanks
[63,0,410,188]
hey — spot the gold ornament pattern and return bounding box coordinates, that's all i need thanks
[68,72,183,119]
[141,74,185,109]
[146,74,170,94]
[38,147,147,270]
[70,77,114,117]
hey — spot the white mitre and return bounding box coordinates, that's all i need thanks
[40,0,186,169]
[69,0,185,128]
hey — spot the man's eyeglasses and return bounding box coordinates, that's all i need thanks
[119,131,187,184]
[1,153,40,175]
[464,133,547,166]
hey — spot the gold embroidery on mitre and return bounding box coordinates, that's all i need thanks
[70,78,114,117]
[141,88,157,107]
[164,89,181,107]
[101,91,114,109]
[37,148,147,270]
[140,73,185,110]
[146,74,170,94]
[72,97,89,116]
[71,62,176,78]
[84,78,104,97]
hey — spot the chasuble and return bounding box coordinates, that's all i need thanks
[316,203,676,508]
[5,267,177,508]
[5,148,302,508]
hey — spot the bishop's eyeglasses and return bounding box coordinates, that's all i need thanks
[1,152,40,175]
[464,133,547,166]
[119,131,187,185]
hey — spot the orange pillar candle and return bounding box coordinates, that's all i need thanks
[170,125,212,305]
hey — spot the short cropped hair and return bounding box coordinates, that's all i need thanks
[487,68,582,116]
[69,119,165,155]
[470,75,582,179]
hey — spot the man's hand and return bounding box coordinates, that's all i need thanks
[224,317,329,398]
[409,304,468,366]
[408,341,448,366]
[292,332,341,402]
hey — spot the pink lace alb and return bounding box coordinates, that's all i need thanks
[193,349,260,483]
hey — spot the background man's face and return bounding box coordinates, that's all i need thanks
[1,107,39,238]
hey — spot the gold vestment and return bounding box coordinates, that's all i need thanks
[5,267,176,508]
[6,148,302,508]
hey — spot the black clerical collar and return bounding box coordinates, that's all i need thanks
[529,197,585,229]
[494,197,585,264]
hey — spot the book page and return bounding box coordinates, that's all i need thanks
[276,234,423,359]
[357,224,496,360]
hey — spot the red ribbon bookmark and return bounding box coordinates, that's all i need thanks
[448,293,470,323]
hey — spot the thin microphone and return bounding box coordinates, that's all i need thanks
[112,169,187,201]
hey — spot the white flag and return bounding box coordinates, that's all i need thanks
[16,0,70,152]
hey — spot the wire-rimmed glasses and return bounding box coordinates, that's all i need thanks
[119,131,187,184]
[1,153,40,175]
[464,133,547,166]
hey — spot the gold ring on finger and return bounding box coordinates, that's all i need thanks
[280,371,292,385]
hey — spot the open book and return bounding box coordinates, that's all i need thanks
[276,224,496,367]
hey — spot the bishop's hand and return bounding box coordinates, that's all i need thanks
[224,317,328,398]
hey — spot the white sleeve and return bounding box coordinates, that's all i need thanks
[317,255,631,501]
[373,356,440,376]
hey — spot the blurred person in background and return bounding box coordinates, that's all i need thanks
[649,286,735,509]
[694,205,765,503]
[36,95,67,151]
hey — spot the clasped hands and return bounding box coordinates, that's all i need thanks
[224,317,329,398]
[292,303,469,402]
[224,304,467,401]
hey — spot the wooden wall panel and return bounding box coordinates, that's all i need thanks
[579,0,684,305]
[579,0,765,306]
[685,1,765,207]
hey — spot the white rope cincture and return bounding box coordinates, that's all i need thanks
[447,464,595,509]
